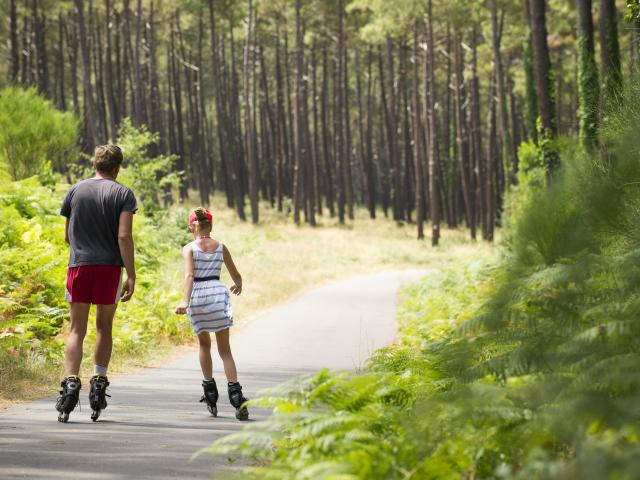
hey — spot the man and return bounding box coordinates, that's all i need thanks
[55,145,137,423]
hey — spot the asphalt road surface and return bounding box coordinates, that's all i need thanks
[0,270,426,479]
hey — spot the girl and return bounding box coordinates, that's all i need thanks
[175,207,249,420]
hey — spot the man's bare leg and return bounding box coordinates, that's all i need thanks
[64,302,91,376]
[95,303,118,370]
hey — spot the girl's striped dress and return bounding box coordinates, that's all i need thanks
[187,241,233,334]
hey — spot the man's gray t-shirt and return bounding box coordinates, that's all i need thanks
[60,178,137,267]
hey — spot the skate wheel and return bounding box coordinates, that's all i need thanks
[58,412,69,423]
[91,410,100,422]
[207,405,218,417]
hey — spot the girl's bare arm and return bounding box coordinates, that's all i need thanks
[223,245,243,295]
[176,245,195,314]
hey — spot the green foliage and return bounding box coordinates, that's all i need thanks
[0,87,78,180]
[625,1,640,23]
[205,369,415,479]
[116,118,180,215]
[205,86,640,478]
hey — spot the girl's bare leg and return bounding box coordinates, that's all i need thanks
[197,332,213,380]
[214,329,238,383]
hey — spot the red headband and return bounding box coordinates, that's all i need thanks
[189,209,213,225]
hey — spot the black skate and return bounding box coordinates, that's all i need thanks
[228,382,249,421]
[199,379,219,417]
[55,376,81,423]
[89,375,110,422]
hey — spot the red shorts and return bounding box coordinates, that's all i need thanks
[65,265,122,305]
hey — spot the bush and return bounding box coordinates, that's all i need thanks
[116,118,179,215]
[0,87,78,180]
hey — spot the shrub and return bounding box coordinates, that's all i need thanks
[0,86,78,180]
[116,118,180,215]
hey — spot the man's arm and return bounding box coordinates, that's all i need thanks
[64,218,70,244]
[118,211,136,302]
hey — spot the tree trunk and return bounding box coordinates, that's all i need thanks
[274,24,287,212]
[528,0,556,135]
[56,13,67,110]
[443,25,454,228]
[529,0,558,177]
[170,15,187,199]
[321,45,335,216]
[104,0,119,140]
[335,4,346,223]
[311,40,322,216]
[196,9,211,204]
[20,14,31,86]
[341,16,354,221]
[426,0,440,245]
[94,20,109,143]
[487,74,497,241]
[74,0,99,148]
[132,0,145,126]
[10,0,19,82]
[490,0,515,183]
[244,0,259,223]
[302,39,316,226]
[599,0,622,105]
[32,0,49,96]
[259,45,277,207]
[208,0,241,212]
[454,31,475,239]
[412,22,424,240]
[293,0,305,224]
[400,45,413,223]
[470,27,486,240]
[364,47,376,219]
[576,0,599,149]
[64,16,80,115]
[385,39,403,221]
[284,26,295,199]
[522,0,538,143]
[148,0,164,153]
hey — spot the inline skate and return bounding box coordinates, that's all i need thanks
[55,376,82,423]
[89,375,110,422]
[200,379,219,417]
[228,382,249,421]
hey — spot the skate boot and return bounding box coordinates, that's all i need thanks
[88,375,110,422]
[199,379,219,417]
[228,382,249,421]
[55,376,81,423]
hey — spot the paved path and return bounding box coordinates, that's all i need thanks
[0,270,426,479]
